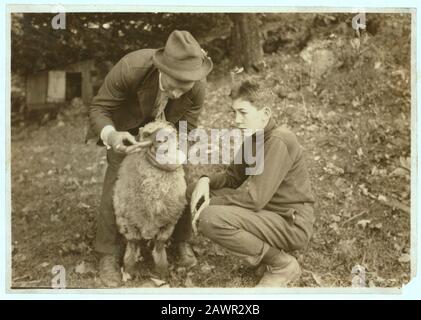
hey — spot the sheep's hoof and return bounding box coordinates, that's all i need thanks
[124,263,140,279]
[153,263,169,279]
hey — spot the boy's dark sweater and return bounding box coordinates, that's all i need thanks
[208,118,315,214]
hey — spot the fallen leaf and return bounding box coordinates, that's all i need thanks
[14,253,27,263]
[357,219,371,229]
[378,195,388,202]
[334,177,348,192]
[370,223,383,230]
[176,267,186,274]
[330,214,341,222]
[50,214,60,222]
[371,166,378,175]
[32,146,48,153]
[394,243,402,251]
[390,168,408,177]
[398,254,410,263]
[323,162,344,175]
[77,202,91,209]
[22,206,32,214]
[326,192,335,199]
[150,277,167,287]
[310,272,325,286]
[399,157,410,170]
[329,222,339,233]
[192,245,206,256]
[75,261,95,274]
[358,184,369,196]
[35,172,45,179]
[213,244,227,256]
[75,261,87,274]
[200,263,215,274]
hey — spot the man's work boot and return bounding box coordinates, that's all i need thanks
[98,254,122,288]
[177,242,197,268]
[256,256,301,287]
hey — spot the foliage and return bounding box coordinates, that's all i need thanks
[11,13,229,75]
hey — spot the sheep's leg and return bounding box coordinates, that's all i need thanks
[151,224,176,278]
[124,241,141,276]
[156,224,176,242]
[152,240,169,278]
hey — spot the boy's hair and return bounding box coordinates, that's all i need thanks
[230,79,275,110]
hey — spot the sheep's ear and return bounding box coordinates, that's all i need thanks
[138,127,148,141]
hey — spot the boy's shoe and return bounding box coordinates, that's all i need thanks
[177,242,198,268]
[99,254,122,288]
[254,263,267,278]
[255,256,301,287]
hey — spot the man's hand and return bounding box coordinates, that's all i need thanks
[107,131,151,154]
[191,176,210,235]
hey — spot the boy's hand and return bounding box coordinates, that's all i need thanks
[190,176,210,213]
[192,199,209,235]
[191,177,210,235]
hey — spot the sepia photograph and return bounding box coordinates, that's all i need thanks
[9,8,413,290]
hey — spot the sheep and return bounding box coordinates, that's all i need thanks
[113,120,187,278]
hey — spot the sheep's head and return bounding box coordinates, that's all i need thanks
[138,121,186,171]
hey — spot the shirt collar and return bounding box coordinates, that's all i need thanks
[264,117,277,135]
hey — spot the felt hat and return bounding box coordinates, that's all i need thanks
[153,30,213,82]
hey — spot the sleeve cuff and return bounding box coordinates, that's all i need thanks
[100,125,116,149]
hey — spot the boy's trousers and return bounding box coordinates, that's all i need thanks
[196,186,315,266]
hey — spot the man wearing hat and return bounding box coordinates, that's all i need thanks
[86,30,213,287]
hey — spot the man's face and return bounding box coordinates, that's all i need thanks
[161,72,195,99]
[231,99,268,131]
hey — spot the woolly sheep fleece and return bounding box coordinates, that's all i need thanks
[113,125,187,243]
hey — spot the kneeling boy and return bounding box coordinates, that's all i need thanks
[190,80,315,287]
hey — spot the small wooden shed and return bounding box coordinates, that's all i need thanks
[25,59,96,111]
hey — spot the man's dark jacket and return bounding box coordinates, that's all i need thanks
[86,48,206,143]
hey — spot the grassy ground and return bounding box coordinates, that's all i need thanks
[11,14,411,289]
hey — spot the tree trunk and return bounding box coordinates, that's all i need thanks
[229,13,264,73]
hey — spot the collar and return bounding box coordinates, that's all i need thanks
[264,117,277,136]
[244,117,277,143]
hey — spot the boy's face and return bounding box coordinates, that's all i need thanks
[232,99,270,131]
